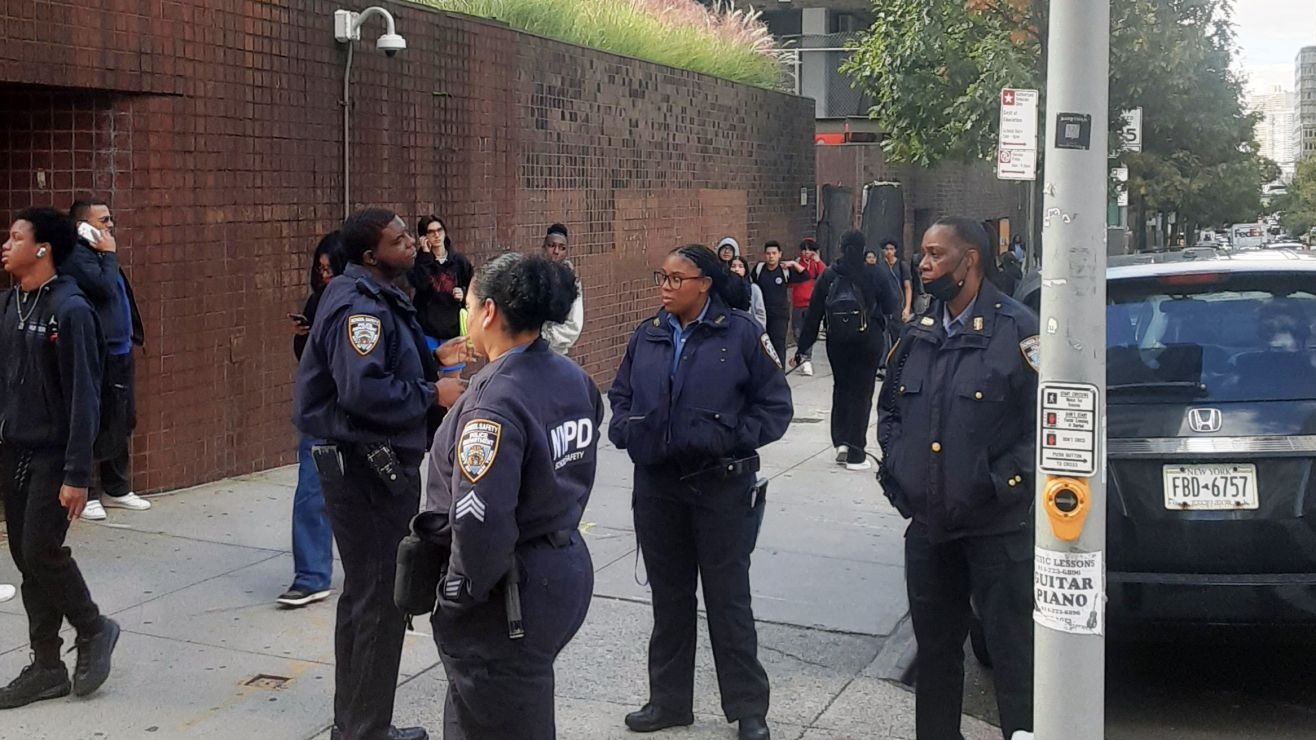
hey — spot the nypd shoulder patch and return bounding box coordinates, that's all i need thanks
[458,419,502,483]
[1020,335,1041,372]
[347,314,382,356]
[759,333,781,368]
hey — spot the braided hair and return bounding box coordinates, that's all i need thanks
[672,244,750,311]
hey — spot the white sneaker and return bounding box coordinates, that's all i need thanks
[103,492,151,511]
[0,584,15,603]
[800,361,814,376]
[80,500,107,521]
[1011,733,1035,740]
[835,446,848,464]
[846,460,874,471]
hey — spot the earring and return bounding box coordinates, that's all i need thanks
[36,248,47,258]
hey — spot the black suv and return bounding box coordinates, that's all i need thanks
[1022,250,1316,626]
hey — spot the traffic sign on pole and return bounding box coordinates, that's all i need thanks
[998,87,1039,181]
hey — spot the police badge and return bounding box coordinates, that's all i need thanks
[458,419,502,483]
[347,314,382,356]
[1020,335,1041,372]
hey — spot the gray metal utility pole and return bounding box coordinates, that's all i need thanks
[1032,0,1110,738]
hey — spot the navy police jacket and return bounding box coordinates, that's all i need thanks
[293,264,438,456]
[608,294,793,467]
[424,339,604,610]
[877,280,1039,542]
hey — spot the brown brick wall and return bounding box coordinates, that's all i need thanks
[815,143,1027,255]
[0,1,816,492]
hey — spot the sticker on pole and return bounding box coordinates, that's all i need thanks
[1038,382,1099,476]
[1034,548,1104,635]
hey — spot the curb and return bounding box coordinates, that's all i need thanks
[867,612,918,685]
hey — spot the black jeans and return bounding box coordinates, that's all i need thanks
[433,533,594,740]
[826,332,882,464]
[633,465,769,721]
[905,522,1033,740]
[1,446,102,664]
[765,314,789,370]
[92,352,135,500]
[320,452,419,740]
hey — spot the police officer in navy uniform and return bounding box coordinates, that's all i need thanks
[610,245,793,740]
[419,253,601,739]
[877,217,1039,740]
[294,208,467,740]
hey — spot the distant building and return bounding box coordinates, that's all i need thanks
[1250,87,1296,182]
[1297,46,1316,162]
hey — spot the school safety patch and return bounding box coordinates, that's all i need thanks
[458,419,502,483]
[347,314,382,356]
[1020,335,1041,372]
[759,333,781,368]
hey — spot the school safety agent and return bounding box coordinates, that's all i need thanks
[294,208,467,740]
[877,217,1039,740]
[419,253,602,739]
[610,245,793,740]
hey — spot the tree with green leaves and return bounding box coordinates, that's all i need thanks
[843,0,1274,249]
[1278,158,1316,239]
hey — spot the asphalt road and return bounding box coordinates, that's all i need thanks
[961,628,1316,738]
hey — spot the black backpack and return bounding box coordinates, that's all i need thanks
[825,272,869,343]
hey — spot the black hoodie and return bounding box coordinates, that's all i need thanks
[0,275,104,487]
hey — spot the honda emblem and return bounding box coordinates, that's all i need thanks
[1187,408,1223,434]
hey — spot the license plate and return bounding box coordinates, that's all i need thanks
[1162,464,1258,510]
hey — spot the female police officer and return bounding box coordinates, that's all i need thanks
[294,208,466,740]
[610,245,792,740]
[877,217,1039,740]
[422,253,603,739]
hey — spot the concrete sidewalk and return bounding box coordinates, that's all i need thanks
[0,351,1000,740]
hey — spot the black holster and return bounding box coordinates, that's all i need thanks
[395,513,449,617]
[363,442,411,497]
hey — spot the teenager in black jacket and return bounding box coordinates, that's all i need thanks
[0,207,120,708]
[409,215,473,346]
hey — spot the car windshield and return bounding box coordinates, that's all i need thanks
[1106,271,1316,403]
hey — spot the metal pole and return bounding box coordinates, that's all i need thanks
[343,42,354,221]
[1034,0,1109,738]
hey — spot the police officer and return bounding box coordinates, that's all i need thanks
[610,245,793,740]
[420,252,602,739]
[877,217,1039,740]
[294,208,467,740]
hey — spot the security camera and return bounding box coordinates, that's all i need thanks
[377,33,406,57]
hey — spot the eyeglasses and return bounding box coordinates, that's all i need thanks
[654,271,702,288]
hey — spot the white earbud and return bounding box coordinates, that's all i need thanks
[36,248,47,258]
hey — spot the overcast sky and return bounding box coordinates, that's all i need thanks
[1233,0,1315,96]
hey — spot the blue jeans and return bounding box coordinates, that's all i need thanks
[292,435,334,592]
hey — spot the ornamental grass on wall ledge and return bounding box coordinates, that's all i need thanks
[418,0,791,91]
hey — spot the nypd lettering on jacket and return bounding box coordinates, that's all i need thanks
[550,417,595,470]
[423,339,604,610]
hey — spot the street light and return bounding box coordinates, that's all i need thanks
[334,6,408,218]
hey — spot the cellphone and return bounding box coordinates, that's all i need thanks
[77,221,101,244]
[288,313,309,325]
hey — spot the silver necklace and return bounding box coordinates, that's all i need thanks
[16,276,55,328]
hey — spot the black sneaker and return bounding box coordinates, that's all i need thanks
[276,587,332,608]
[0,661,71,709]
[72,617,120,697]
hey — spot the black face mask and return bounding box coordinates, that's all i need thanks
[924,252,969,303]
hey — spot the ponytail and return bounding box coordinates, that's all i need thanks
[673,244,750,311]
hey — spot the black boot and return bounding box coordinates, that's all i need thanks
[0,661,71,709]
[72,616,120,697]
[738,715,771,740]
[624,703,695,733]
[330,726,428,740]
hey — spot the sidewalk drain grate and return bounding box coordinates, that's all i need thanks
[244,674,292,689]
[790,417,824,424]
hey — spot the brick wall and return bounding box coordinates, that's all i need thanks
[0,1,816,492]
[815,143,1027,255]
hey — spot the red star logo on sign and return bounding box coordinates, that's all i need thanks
[1003,89,1015,106]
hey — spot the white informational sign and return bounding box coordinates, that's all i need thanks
[1119,108,1142,152]
[1034,548,1104,635]
[1038,382,1100,476]
[1113,165,1129,207]
[997,88,1039,181]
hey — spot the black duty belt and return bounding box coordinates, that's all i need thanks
[524,528,576,549]
[676,454,760,483]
